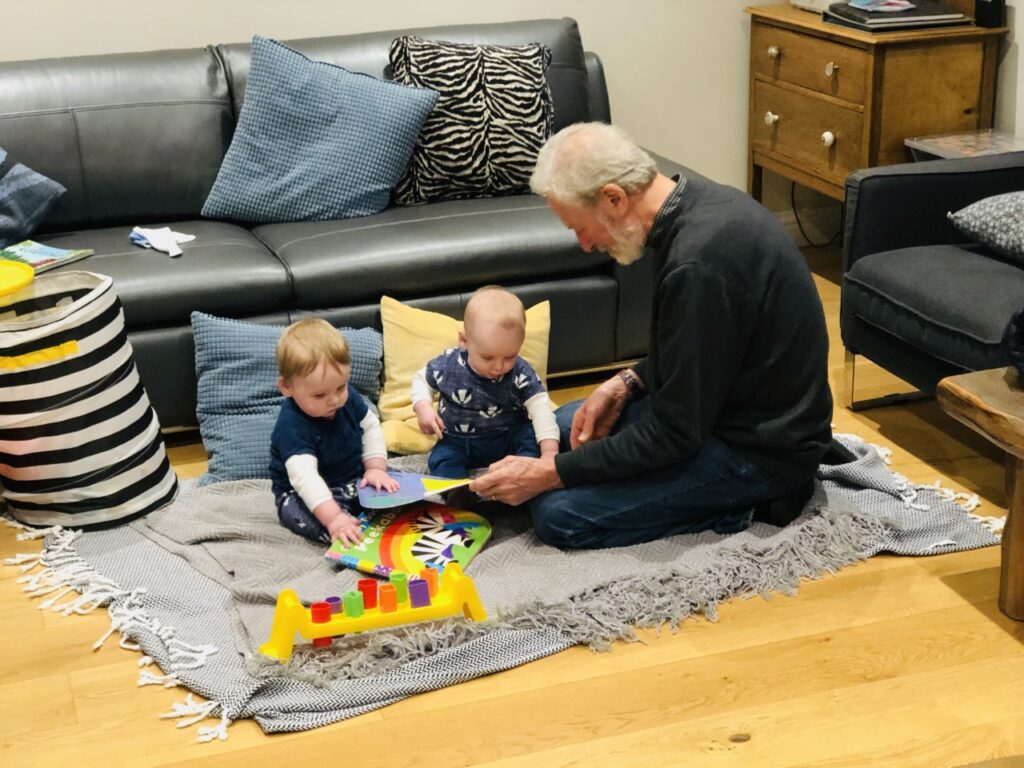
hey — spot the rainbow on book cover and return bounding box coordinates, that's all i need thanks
[326,502,491,577]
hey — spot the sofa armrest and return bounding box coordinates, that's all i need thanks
[843,151,1024,272]
[584,51,611,123]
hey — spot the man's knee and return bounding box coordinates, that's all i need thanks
[530,492,596,549]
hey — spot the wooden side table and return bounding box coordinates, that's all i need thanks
[745,5,1006,202]
[936,367,1024,620]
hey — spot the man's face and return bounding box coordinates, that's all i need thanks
[547,196,646,266]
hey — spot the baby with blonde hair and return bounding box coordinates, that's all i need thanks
[269,318,397,546]
[412,286,559,479]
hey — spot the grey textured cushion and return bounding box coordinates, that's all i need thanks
[201,36,437,223]
[192,312,384,484]
[0,147,66,248]
[948,190,1024,265]
[389,36,553,206]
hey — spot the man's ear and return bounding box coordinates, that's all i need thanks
[597,183,629,218]
[277,376,291,397]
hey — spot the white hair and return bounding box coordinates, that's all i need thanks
[530,122,658,206]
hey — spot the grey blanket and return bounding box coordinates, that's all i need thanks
[10,435,999,740]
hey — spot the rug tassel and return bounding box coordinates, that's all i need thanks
[167,640,219,670]
[138,669,181,688]
[160,693,226,740]
[971,514,1005,536]
[197,712,231,743]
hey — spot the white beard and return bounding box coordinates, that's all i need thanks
[598,213,646,265]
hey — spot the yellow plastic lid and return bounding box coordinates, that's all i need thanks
[0,260,34,297]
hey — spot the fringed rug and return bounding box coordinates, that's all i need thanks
[3,435,1001,742]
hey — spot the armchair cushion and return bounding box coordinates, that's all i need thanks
[948,190,1024,266]
[843,245,1024,374]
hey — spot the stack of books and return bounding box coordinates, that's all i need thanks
[824,0,971,31]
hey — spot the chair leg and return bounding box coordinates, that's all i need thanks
[843,349,928,411]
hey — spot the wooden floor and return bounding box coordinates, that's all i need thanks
[2,246,1022,767]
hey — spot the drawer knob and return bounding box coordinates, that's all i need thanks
[821,131,836,148]
[825,61,838,77]
[767,45,781,59]
[764,111,781,126]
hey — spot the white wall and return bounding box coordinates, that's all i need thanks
[3,1,1021,207]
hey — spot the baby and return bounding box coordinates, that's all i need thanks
[412,285,560,479]
[269,318,398,546]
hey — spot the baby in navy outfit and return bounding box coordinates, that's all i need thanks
[411,286,559,479]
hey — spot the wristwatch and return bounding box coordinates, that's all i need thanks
[617,369,644,398]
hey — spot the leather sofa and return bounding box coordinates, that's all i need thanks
[840,152,1024,406]
[0,18,692,430]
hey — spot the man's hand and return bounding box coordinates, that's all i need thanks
[570,373,630,449]
[469,454,562,506]
[361,467,399,492]
[413,400,446,437]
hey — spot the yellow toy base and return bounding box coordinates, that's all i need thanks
[259,562,487,661]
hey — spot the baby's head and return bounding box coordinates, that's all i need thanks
[459,286,526,380]
[276,318,351,419]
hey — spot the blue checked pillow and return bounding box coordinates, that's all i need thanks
[948,191,1024,266]
[0,147,66,248]
[192,312,384,484]
[201,36,438,223]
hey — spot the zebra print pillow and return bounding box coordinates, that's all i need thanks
[389,36,554,206]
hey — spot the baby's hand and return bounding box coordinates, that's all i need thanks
[361,468,399,493]
[327,510,363,547]
[413,402,446,437]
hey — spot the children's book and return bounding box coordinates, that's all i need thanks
[0,240,94,274]
[325,502,491,577]
[357,470,472,510]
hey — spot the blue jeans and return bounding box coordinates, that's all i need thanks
[529,398,792,549]
[428,421,540,478]
[276,481,360,545]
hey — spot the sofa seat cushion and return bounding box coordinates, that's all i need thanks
[253,195,608,309]
[35,220,291,327]
[843,244,1024,372]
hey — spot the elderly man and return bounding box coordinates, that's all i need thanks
[470,122,833,549]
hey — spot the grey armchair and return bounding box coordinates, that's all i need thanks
[840,151,1024,408]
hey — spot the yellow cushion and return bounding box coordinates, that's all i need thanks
[379,295,551,454]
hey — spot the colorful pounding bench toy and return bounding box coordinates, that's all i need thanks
[259,562,487,661]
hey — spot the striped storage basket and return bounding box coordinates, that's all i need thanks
[0,271,178,528]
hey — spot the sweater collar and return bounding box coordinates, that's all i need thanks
[646,174,688,252]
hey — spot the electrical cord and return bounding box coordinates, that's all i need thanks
[791,182,842,248]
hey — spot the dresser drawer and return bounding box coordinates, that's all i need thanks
[751,22,866,104]
[751,80,864,183]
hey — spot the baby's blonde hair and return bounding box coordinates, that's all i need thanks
[464,285,526,338]
[275,318,351,381]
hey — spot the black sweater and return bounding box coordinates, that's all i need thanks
[555,175,833,488]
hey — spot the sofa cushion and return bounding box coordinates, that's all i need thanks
[0,147,66,248]
[202,36,437,224]
[192,312,384,483]
[253,195,609,309]
[388,36,553,206]
[843,244,1024,372]
[948,190,1024,265]
[217,19,591,133]
[32,220,291,326]
[377,295,550,454]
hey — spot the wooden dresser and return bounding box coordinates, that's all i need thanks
[745,4,1005,202]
